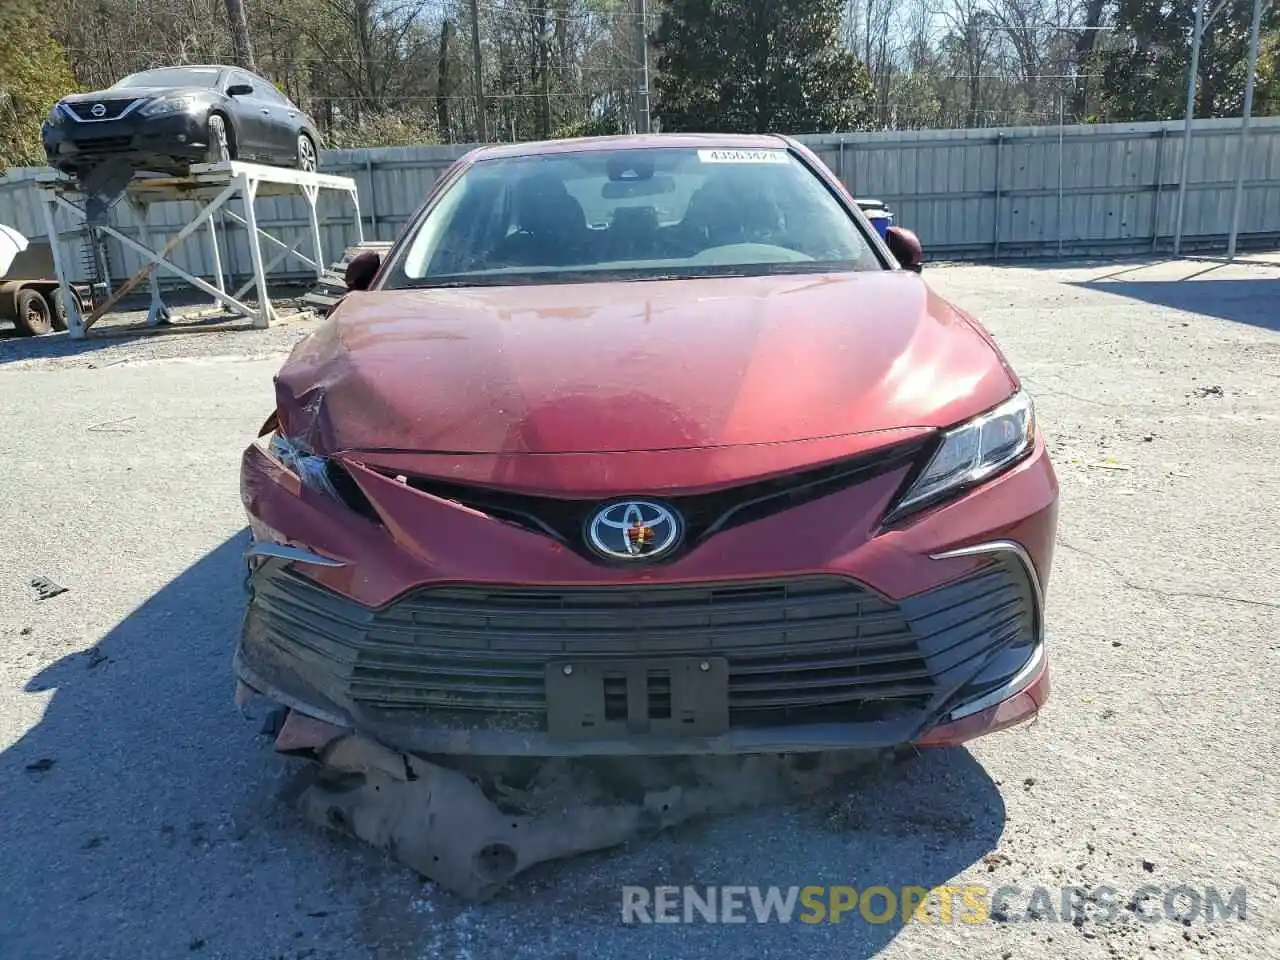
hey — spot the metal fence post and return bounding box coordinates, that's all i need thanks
[1174,0,1207,256]
[993,133,1003,260]
[1227,0,1263,260]
[1152,127,1168,252]
[1056,92,1065,258]
[364,156,379,237]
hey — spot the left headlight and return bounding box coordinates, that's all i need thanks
[256,430,381,523]
[258,432,340,498]
[140,95,196,118]
[887,390,1036,521]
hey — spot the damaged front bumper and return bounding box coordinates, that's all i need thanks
[234,434,1057,899]
[234,537,1050,757]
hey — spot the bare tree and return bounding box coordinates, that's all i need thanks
[940,0,997,124]
[225,0,256,70]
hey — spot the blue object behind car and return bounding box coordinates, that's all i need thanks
[856,199,894,239]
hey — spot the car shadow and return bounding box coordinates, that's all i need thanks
[0,530,391,959]
[0,528,1007,959]
[1071,276,1280,332]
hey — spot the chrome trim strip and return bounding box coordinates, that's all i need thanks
[930,539,1047,721]
[62,98,145,123]
[945,642,1045,722]
[244,542,347,567]
[931,538,1044,639]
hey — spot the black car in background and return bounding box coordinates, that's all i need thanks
[42,65,322,178]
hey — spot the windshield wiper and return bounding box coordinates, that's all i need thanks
[399,279,482,289]
[620,271,751,282]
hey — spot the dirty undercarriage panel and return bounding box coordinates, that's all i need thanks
[286,724,903,902]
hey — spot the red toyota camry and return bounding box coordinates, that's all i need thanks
[237,134,1057,760]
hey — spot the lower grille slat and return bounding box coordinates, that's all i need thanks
[730,665,934,694]
[730,682,936,710]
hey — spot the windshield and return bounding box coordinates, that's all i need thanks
[386,146,880,288]
[113,67,223,89]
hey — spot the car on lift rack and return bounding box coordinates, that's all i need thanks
[41,65,323,179]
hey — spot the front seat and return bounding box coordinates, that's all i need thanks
[680,175,782,252]
[606,205,660,261]
[493,174,590,267]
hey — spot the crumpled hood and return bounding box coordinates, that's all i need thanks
[274,272,1016,456]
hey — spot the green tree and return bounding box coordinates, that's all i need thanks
[652,0,874,134]
[0,1,79,170]
[1098,0,1280,121]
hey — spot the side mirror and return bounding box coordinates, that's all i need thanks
[344,251,381,292]
[885,226,923,273]
[226,83,254,97]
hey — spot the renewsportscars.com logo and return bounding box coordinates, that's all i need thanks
[621,884,1249,925]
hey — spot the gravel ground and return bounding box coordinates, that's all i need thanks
[1,256,1278,960]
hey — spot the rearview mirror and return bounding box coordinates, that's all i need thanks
[885,226,923,273]
[227,83,254,97]
[344,251,381,292]
[602,175,675,199]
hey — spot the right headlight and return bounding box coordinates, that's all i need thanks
[886,390,1036,522]
[45,104,67,127]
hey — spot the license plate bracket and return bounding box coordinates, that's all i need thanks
[545,657,729,740]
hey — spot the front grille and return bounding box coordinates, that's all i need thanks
[372,435,934,560]
[71,136,134,154]
[66,99,138,121]
[245,552,1037,733]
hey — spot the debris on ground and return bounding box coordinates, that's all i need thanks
[30,576,69,601]
[86,647,109,669]
[1191,385,1224,398]
[259,705,289,738]
[25,758,56,773]
[86,416,138,434]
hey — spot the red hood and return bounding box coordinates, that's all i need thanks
[274,272,1015,458]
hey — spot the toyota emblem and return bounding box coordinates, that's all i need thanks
[90,103,107,118]
[585,499,683,561]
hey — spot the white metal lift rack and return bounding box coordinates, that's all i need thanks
[35,160,363,338]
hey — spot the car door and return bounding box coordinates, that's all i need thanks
[254,81,302,164]
[225,70,272,160]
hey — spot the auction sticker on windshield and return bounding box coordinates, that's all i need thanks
[697,149,790,164]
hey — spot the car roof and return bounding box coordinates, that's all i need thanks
[125,64,235,76]
[466,133,793,162]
